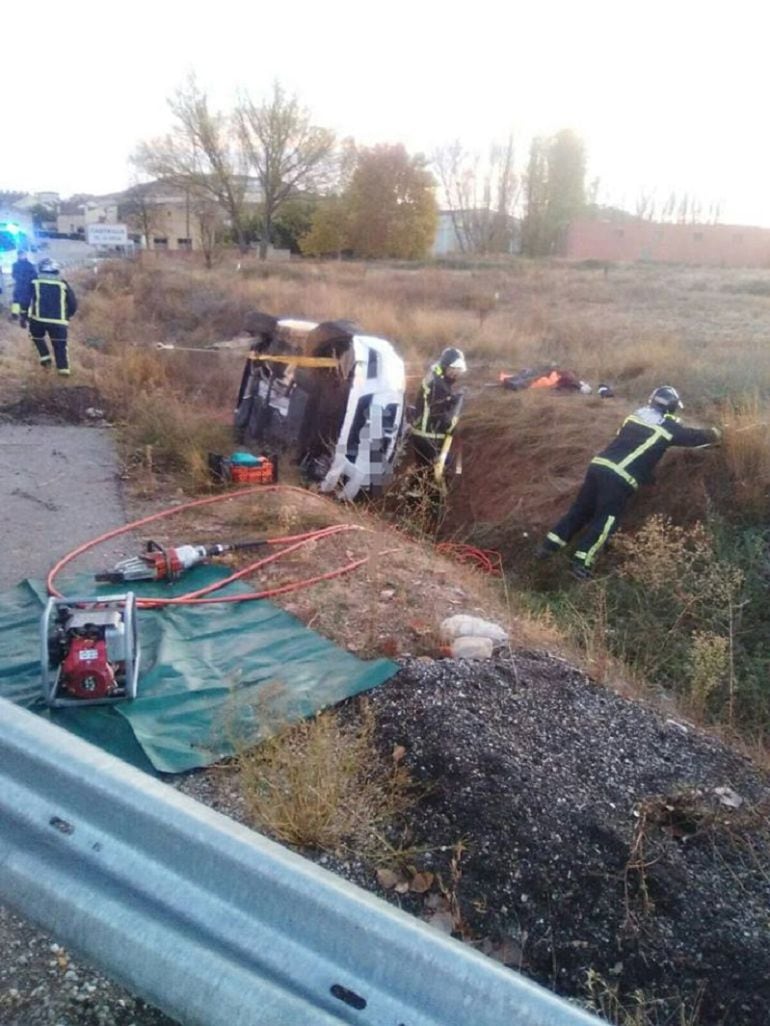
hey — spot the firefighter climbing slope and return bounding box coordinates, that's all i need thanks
[20,257,78,375]
[410,347,467,487]
[537,386,721,579]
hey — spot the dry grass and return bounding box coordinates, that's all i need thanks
[3,252,766,735]
[66,256,770,551]
[585,969,704,1026]
[720,395,770,516]
[238,702,418,858]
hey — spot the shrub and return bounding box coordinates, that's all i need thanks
[239,704,417,857]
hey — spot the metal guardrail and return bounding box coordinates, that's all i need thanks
[0,698,603,1026]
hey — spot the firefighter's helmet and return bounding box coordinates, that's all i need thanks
[439,347,467,377]
[648,385,683,413]
[38,258,61,275]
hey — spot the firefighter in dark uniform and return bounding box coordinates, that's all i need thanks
[538,386,721,579]
[10,249,36,322]
[22,258,78,375]
[410,347,467,485]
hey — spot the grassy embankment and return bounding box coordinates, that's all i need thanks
[16,254,764,738]
[2,252,767,772]
[3,254,768,1023]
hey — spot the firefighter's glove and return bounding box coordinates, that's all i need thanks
[712,427,722,444]
[19,315,27,329]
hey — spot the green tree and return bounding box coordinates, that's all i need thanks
[344,144,437,260]
[271,195,318,252]
[545,129,586,251]
[522,130,586,256]
[300,196,349,257]
[521,136,549,257]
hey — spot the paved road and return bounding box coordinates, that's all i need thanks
[1,239,98,312]
[0,420,174,1026]
[0,423,127,590]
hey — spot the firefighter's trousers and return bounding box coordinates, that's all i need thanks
[29,319,69,373]
[411,434,442,469]
[544,464,634,568]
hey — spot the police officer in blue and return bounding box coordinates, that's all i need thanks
[21,258,78,375]
[10,249,37,323]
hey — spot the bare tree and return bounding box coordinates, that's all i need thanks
[661,191,677,223]
[433,136,518,255]
[134,74,251,253]
[677,192,691,224]
[237,82,335,259]
[433,141,470,253]
[190,188,225,269]
[119,181,167,249]
[635,187,656,220]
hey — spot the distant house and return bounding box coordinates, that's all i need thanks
[118,178,263,252]
[565,218,770,268]
[432,209,520,257]
[12,191,60,213]
[119,182,200,251]
[56,194,120,236]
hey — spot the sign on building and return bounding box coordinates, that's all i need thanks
[86,224,128,247]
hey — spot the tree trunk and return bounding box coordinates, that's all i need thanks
[234,222,248,256]
[259,207,272,261]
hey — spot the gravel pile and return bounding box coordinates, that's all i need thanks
[0,905,174,1026]
[366,654,770,1025]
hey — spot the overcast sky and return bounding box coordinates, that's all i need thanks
[4,0,769,226]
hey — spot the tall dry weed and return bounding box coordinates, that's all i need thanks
[239,704,417,857]
[720,396,770,516]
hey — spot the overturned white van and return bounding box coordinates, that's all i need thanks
[234,315,406,501]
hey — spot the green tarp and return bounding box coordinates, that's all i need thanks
[0,570,397,774]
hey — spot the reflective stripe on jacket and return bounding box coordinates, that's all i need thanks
[28,277,77,325]
[590,407,718,489]
[412,364,458,440]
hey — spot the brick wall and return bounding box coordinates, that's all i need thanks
[565,219,770,268]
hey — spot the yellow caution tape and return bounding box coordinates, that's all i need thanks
[248,353,339,368]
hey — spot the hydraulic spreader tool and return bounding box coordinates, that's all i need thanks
[95,538,269,584]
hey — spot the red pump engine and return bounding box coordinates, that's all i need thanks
[59,634,117,700]
[42,594,140,708]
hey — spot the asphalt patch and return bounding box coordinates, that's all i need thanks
[0,423,127,589]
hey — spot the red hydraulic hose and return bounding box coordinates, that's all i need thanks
[46,485,371,608]
[435,542,503,576]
